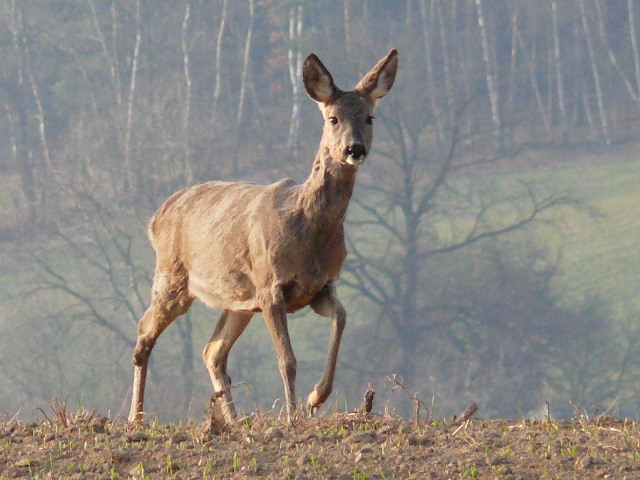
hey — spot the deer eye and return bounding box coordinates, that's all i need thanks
[328,116,338,125]
[365,116,374,125]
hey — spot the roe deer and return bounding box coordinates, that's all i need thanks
[128,49,398,423]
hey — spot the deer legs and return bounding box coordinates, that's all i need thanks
[259,283,345,420]
[262,299,298,420]
[129,278,345,424]
[202,310,253,422]
[129,270,193,423]
[307,284,346,413]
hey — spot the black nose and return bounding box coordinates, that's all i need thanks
[345,144,367,159]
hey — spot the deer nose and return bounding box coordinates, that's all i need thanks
[345,143,367,161]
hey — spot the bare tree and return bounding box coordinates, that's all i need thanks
[340,78,577,415]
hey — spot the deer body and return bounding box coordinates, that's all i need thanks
[128,50,398,423]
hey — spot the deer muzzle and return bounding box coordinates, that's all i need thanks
[344,143,367,166]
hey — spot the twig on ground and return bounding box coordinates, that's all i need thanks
[452,402,478,426]
[359,385,375,415]
[385,374,429,424]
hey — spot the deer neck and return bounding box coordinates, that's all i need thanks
[297,146,357,230]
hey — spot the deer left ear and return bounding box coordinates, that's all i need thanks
[355,49,398,104]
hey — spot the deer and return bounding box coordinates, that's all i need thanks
[128,49,398,424]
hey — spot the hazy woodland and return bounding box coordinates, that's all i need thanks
[1,0,640,422]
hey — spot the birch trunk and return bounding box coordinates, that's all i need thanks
[580,85,598,138]
[178,312,194,418]
[420,0,445,146]
[629,0,640,98]
[551,0,569,143]
[579,0,611,145]
[110,1,122,109]
[87,0,121,108]
[506,5,519,141]
[592,0,640,105]
[343,0,351,60]
[233,0,254,175]
[434,0,456,129]
[181,0,193,185]
[462,1,474,131]
[212,0,228,122]
[123,0,142,194]
[286,5,303,156]
[515,26,551,132]
[24,42,50,172]
[475,0,502,144]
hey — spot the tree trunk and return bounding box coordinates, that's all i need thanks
[123,0,142,195]
[233,0,254,176]
[578,0,611,145]
[3,4,41,222]
[475,0,503,148]
[181,0,193,185]
[434,0,456,130]
[551,0,569,143]
[178,313,194,417]
[592,0,640,107]
[286,5,303,156]
[515,26,551,132]
[343,0,352,60]
[629,0,640,98]
[419,0,445,146]
[212,0,228,123]
[505,4,519,145]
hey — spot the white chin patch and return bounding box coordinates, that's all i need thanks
[345,156,365,166]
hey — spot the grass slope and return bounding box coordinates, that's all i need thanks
[498,144,640,322]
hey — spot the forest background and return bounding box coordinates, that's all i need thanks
[1,0,640,422]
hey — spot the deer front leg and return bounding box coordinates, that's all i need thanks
[202,309,253,423]
[307,284,346,414]
[260,289,297,421]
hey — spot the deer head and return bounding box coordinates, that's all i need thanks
[303,49,398,166]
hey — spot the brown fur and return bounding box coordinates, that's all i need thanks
[128,50,398,423]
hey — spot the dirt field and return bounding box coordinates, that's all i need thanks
[1,406,639,479]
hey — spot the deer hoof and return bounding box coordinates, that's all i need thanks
[307,383,329,409]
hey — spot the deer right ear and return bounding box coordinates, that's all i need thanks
[303,54,338,104]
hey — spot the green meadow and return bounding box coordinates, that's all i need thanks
[1,142,639,418]
[510,144,640,323]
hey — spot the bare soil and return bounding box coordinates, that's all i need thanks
[1,408,639,479]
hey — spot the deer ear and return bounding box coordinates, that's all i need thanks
[355,49,398,104]
[303,53,338,104]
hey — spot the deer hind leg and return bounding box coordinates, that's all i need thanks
[202,309,253,423]
[307,283,346,414]
[128,268,193,423]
